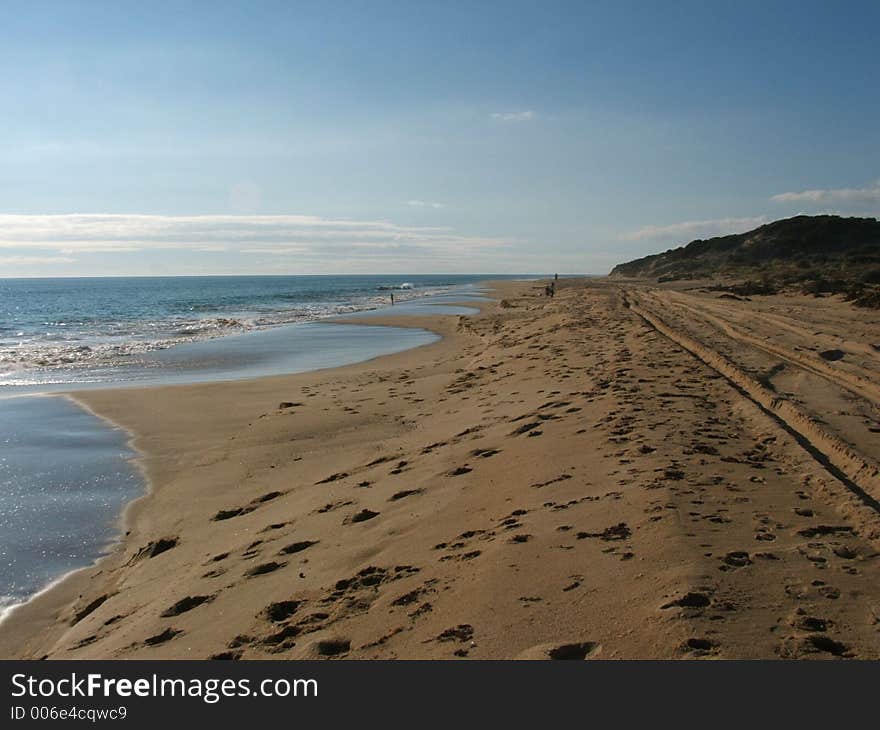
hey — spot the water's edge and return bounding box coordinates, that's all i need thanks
[0,288,498,627]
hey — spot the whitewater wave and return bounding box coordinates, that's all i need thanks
[0,285,446,377]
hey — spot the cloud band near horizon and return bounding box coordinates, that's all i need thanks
[770,182,880,205]
[619,216,770,242]
[0,214,509,258]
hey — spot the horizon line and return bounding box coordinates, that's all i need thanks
[0,272,596,281]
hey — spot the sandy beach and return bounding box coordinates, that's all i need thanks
[3,278,880,660]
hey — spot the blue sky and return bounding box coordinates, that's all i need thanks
[1,0,878,276]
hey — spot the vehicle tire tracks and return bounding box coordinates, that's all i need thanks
[623,289,880,513]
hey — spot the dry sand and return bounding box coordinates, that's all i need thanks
[3,278,880,659]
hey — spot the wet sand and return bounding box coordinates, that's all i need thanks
[3,278,880,659]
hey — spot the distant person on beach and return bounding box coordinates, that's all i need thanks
[554,273,558,281]
[391,292,395,305]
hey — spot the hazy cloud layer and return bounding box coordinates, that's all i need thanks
[0,214,508,260]
[619,216,769,242]
[406,200,446,209]
[490,110,536,122]
[0,255,76,265]
[770,182,880,205]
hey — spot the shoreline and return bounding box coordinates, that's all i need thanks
[0,285,503,657]
[4,277,880,659]
[0,275,499,392]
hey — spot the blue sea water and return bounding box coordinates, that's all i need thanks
[0,396,141,616]
[0,274,518,620]
[0,274,495,390]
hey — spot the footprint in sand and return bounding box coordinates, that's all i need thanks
[279,540,319,555]
[208,650,242,660]
[315,499,354,514]
[143,628,182,647]
[389,489,423,501]
[160,595,214,617]
[447,466,472,477]
[516,641,601,660]
[263,600,303,622]
[720,551,752,570]
[346,509,380,524]
[131,537,178,562]
[245,561,287,577]
[661,591,712,609]
[212,491,284,522]
[678,637,719,656]
[303,638,351,657]
[315,472,349,485]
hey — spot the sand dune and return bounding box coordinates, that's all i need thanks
[3,279,880,659]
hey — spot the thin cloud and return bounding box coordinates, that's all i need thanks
[406,200,446,209]
[770,182,880,205]
[0,255,76,265]
[619,216,769,242]
[490,110,536,122]
[0,214,509,259]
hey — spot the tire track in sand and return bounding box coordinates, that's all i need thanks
[623,289,880,514]
[648,290,880,406]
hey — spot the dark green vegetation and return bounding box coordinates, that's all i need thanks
[611,215,880,307]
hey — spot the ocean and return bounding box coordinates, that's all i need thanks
[0,274,515,618]
[0,275,497,392]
